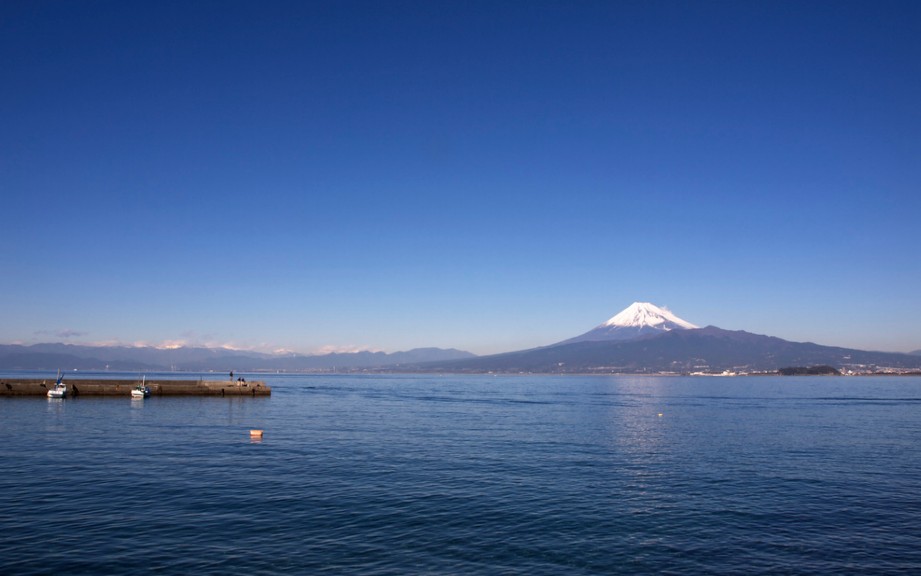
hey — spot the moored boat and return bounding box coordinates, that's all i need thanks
[131,376,151,398]
[47,375,66,398]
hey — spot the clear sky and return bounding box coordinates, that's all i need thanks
[2,0,920,356]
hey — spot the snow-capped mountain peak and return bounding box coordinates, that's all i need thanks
[602,302,698,330]
[555,302,698,345]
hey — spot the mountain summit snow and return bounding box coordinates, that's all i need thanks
[557,302,698,345]
[602,302,697,330]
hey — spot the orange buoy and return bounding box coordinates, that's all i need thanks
[250,429,264,438]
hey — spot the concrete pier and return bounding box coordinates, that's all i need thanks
[0,378,271,397]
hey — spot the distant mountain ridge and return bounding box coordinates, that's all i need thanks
[4,303,919,374]
[412,326,921,374]
[0,343,475,372]
[403,302,921,374]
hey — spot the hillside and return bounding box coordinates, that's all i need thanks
[408,326,921,374]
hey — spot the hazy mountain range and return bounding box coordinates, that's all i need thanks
[2,303,919,374]
[0,343,474,372]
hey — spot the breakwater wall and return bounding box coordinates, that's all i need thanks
[0,378,270,397]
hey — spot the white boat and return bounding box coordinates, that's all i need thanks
[47,376,66,398]
[131,376,151,398]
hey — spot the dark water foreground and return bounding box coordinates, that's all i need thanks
[2,374,920,575]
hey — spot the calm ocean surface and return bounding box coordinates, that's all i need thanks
[2,373,921,575]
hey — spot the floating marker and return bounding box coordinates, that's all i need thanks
[250,429,264,438]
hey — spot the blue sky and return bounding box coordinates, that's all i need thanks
[2,0,920,355]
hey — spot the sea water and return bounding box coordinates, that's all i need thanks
[1,373,920,575]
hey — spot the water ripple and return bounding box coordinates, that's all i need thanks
[3,375,921,574]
